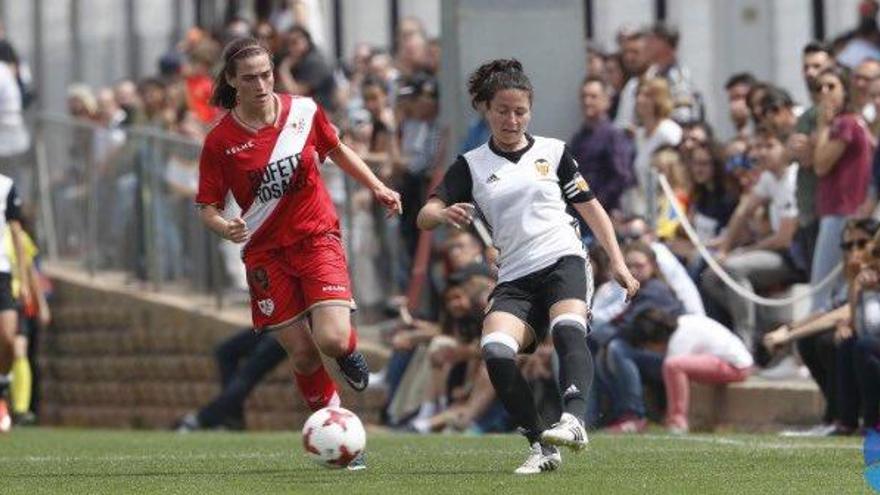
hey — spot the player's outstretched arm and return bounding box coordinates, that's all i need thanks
[573,199,639,301]
[329,143,402,216]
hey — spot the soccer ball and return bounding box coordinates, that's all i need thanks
[301,406,366,468]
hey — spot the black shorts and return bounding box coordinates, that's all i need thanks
[0,273,15,312]
[487,255,587,353]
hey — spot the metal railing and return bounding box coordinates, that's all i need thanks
[31,114,230,305]
[26,113,417,313]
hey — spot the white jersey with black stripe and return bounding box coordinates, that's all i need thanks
[439,135,592,283]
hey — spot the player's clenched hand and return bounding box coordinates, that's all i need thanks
[373,184,402,217]
[442,203,475,230]
[612,262,640,302]
[224,217,249,243]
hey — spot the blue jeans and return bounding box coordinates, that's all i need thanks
[602,338,664,419]
[811,215,847,312]
[472,400,511,433]
[384,349,414,399]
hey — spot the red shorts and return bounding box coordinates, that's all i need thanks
[243,233,355,330]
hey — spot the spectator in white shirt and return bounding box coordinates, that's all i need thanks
[629,308,753,434]
[0,40,28,158]
[701,126,804,353]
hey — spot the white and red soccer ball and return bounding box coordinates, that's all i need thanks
[301,406,366,468]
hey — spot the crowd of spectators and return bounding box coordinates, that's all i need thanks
[373,3,880,436]
[23,1,880,436]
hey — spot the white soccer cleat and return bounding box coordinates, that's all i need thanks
[514,442,561,475]
[541,412,589,451]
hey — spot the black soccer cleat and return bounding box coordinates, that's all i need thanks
[336,351,370,392]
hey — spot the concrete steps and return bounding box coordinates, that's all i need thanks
[38,264,389,431]
[689,377,824,432]
[40,263,826,432]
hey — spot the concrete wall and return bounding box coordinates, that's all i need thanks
[40,266,388,429]
[0,1,869,143]
[449,0,586,143]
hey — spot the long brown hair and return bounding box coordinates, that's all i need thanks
[211,37,271,109]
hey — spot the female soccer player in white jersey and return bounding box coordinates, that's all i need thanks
[418,59,639,474]
[196,38,401,468]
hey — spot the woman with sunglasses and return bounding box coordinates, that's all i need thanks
[810,66,873,315]
[763,218,879,435]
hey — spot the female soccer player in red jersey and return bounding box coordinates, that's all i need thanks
[196,38,401,452]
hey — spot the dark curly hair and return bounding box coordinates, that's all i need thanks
[467,58,533,110]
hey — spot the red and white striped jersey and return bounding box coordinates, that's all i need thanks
[196,93,341,255]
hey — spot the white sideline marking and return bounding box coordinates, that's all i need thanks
[0,451,286,463]
[641,434,861,450]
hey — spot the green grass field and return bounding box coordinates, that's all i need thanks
[0,428,871,494]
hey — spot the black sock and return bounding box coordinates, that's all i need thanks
[483,343,544,443]
[553,321,592,422]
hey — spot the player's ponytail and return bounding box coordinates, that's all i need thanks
[211,37,270,109]
[467,58,533,110]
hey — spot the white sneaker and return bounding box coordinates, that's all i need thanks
[667,424,689,435]
[541,412,589,451]
[514,442,561,475]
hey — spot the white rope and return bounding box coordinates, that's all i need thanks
[656,174,842,307]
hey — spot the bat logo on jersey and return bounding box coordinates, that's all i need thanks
[247,153,303,202]
[574,173,590,192]
[257,298,275,316]
[534,159,550,177]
